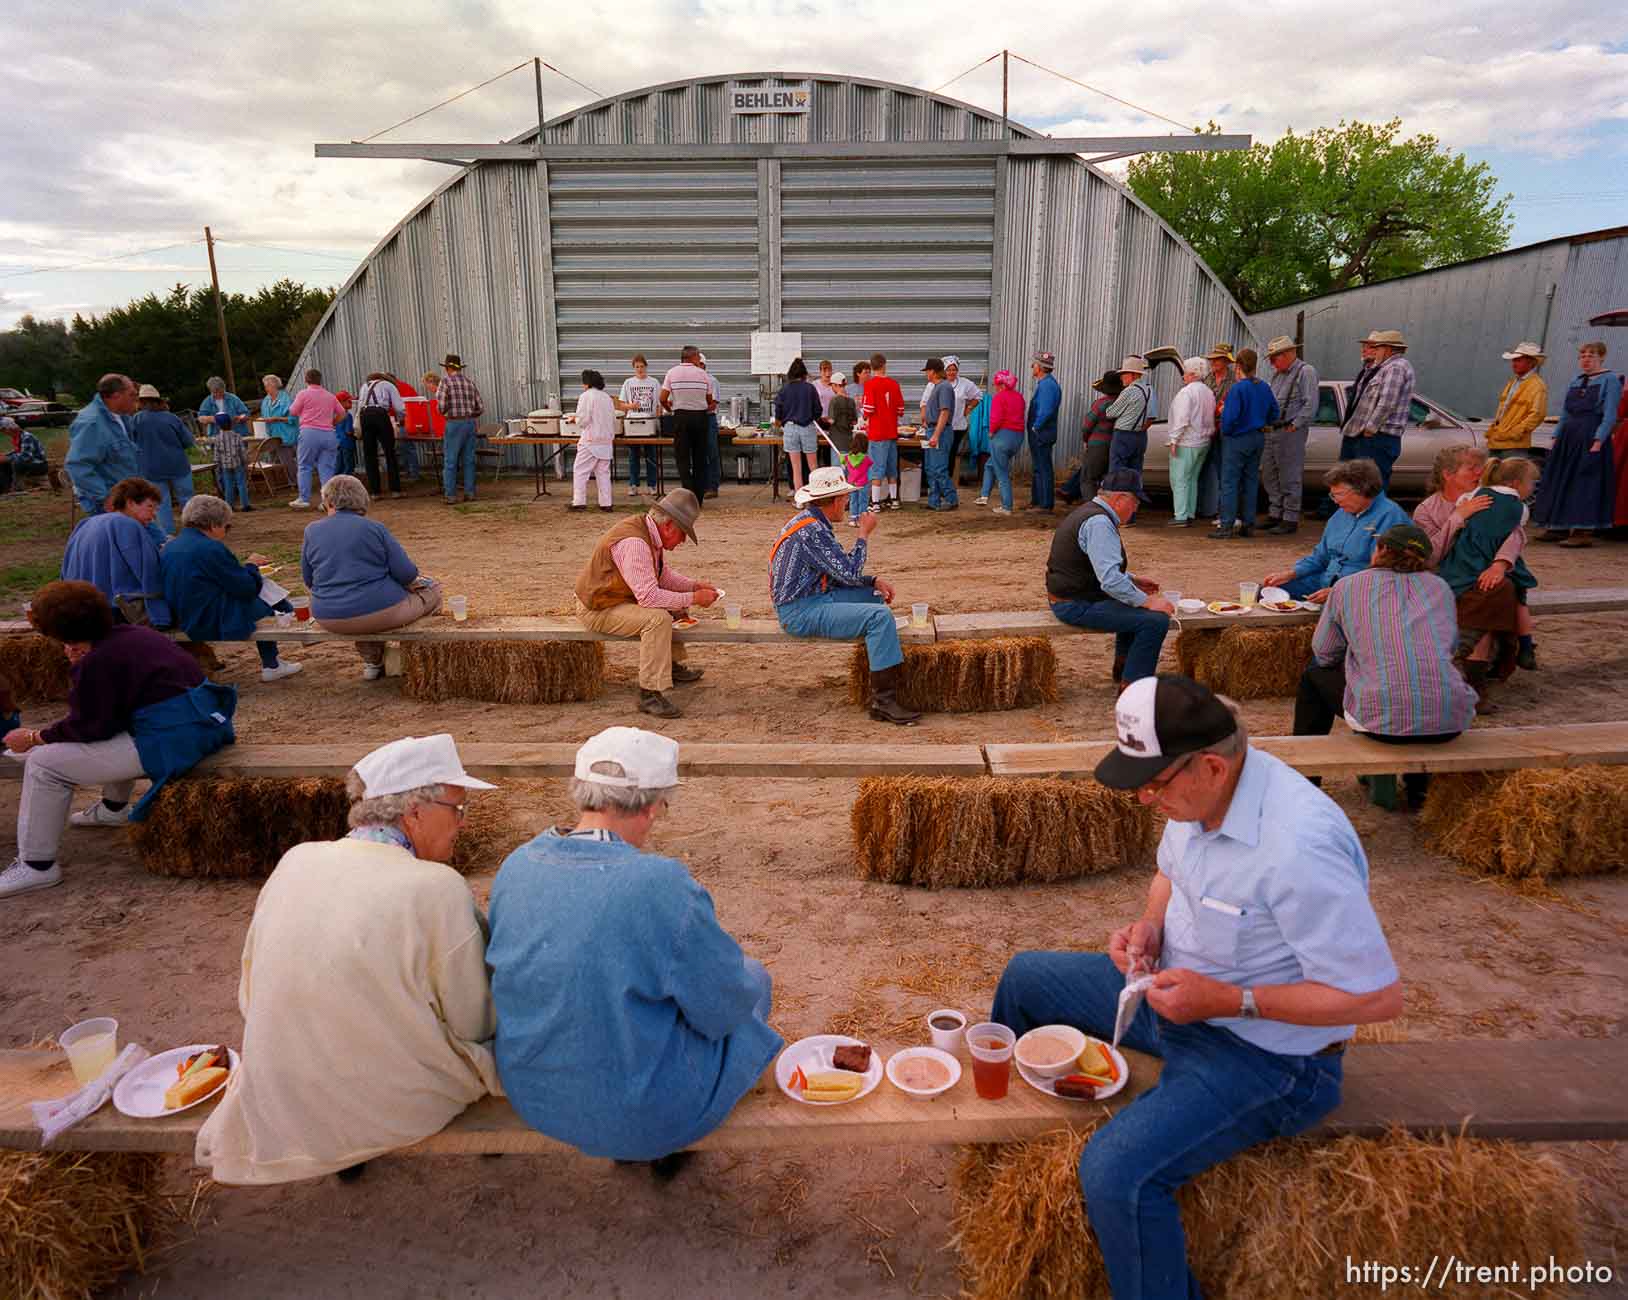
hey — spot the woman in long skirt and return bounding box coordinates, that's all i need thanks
[1532,341,1620,547]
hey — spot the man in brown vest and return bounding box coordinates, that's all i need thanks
[574,489,719,718]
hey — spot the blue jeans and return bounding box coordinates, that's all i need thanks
[1217,430,1265,529]
[1338,433,1401,489]
[868,439,899,481]
[984,428,1024,511]
[218,465,249,510]
[924,440,958,508]
[400,437,420,478]
[627,442,660,488]
[849,487,869,519]
[705,413,721,492]
[1196,445,1220,518]
[1108,429,1149,498]
[1050,597,1170,682]
[1028,433,1056,507]
[296,430,338,503]
[336,435,356,479]
[443,418,478,498]
[992,952,1343,1300]
[775,586,903,671]
[153,476,193,535]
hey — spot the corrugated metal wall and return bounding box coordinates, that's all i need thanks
[296,73,1253,446]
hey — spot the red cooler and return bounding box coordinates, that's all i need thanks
[403,396,435,436]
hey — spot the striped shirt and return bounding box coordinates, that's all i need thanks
[436,369,484,420]
[1311,567,1477,736]
[661,363,714,412]
[768,507,872,605]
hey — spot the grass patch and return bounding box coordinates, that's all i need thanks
[0,560,62,608]
[451,502,530,523]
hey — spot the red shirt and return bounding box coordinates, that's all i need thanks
[861,376,904,442]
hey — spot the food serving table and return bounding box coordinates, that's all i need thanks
[486,436,674,500]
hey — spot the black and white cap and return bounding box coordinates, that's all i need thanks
[1093,675,1239,789]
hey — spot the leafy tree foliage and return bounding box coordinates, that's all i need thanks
[0,315,74,398]
[1127,119,1512,313]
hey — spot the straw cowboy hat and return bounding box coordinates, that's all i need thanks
[794,465,853,507]
[1265,336,1298,356]
[652,487,701,544]
[136,383,163,400]
[1118,355,1148,375]
[1361,330,1408,349]
[1203,342,1234,361]
[1501,341,1546,361]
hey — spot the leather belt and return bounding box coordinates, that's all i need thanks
[1315,1041,1346,1058]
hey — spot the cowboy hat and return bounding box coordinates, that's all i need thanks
[441,353,465,369]
[1501,341,1545,361]
[1091,369,1124,396]
[794,465,853,507]
[1118,355,1148,375]
[1265,335,1298,356]
[136,383,162,400]
[1361,330,1408,349]
[652,487,701,544]
[1202,342,1234,360]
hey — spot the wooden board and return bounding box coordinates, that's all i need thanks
[7,1040,1625,1158]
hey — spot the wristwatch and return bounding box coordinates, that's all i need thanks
[1239,988,1259,1020]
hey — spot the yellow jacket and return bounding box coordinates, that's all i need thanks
[1485,372,1548,449]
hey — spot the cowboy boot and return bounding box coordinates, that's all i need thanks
[868,666,921,725]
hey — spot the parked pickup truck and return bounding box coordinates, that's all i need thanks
[0,387,73,427]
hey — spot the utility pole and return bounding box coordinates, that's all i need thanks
[533,57,545,154]
[1001,50,1009,139]
[204,226,235,392]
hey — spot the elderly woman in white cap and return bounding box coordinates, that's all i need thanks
[195,734,500,1185]
[487,726,782,1181]
[1165,357,1215,526]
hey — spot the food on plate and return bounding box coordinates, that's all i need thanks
[164,1065,228,1110]
[176,1046,227,1080]
[802,1070,864,1102]
[1262,600,1301,612]
[831,1043,872,1074]
[672,617,698,629]
[1054,1075,1099,1100]
[1206,601,1246,614]
[893,1056,951,1090]
[1018,1033,1077,1067]
[1076,1039,1119,1086]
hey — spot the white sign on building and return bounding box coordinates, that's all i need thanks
[750,331,804,375]
[729,83,812,115]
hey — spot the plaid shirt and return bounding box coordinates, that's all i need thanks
[212,426,247,470]
[15,430,46,466]
[1347,354,1414,438]
[436,369,484,420]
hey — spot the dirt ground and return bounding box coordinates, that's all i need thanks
[2,468,1626,1299]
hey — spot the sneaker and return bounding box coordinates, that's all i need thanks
[1166,518,1192,527]
[260,660,304,683]
[289,499,311,510]
[627,485,641,499]
[391,491,406,500]
[0,859,62,899]
[886,498,902,511]
[362,664,385,681]
[865,504,881,515]
[1205,526,1236,540]
[638,689,682,719]
[974,495,989,506]
[600,505,614,512]
[670,662,704,684]
[847,517,859,526]
[1268,521,1300,536]
[69,801,127,828]
[991,506,1012,516]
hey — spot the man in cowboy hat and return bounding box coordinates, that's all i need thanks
[1262,336,1319,535]
[769,466,919,724]
[1026,351,1062,510]
[436,353,484,504]
[1104,355,1155,496]
[1341,329,1414,489]
[1485,342,1549,459]
[574,488,720,720]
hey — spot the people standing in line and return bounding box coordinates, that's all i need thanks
[849,360,873,427]
[1262,336,1319,535]
[130,384,195,535]
[1532,341,1619,548]
[1059,370,1123,508]
[65,373,141,516]
[699,352,723,496]
[333,391,357,479]
[1484,342,1549,461]
[814,359,837,425]
[615,354,662,498]
[842,431,872,526]
[861,353,905,511]
[1165,357,1215,528]
[943,355,982,486]
[390,374,424,482]
[435,353,484,506]
[1342,330,1414,489]
[1103,354,1154,493]
[826,372,858,454]
[571,370,617,513]
[659,346,715,498]
[1025,351,1061,511]
[286,368,345,511]
[919,358,959,511]
[773,358,823,498]
[1263,459,1409,602]
[356,372,406,500]
[197,376,253,512]
[979,369,1025,516]
[1197,343,1235,519]
[1208,349,1281,541]
[259,375,298,492]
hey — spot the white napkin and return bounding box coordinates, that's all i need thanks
[30,1044,150,1144]
[259,575,289,605]
[1113,970,1158,1050]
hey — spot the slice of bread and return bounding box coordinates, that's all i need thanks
[164,1065,227,1110]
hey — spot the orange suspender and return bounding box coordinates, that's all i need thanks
[767,515,829,593]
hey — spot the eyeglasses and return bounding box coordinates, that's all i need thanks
[430,799,468,819]
[1140,752,1197,794]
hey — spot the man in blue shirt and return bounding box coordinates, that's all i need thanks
[993,674,1402,1300]
[1263,458,1410,601]
[919,357,959,510]
[1208,347,1281,540]
[65,373,141,515]
[1026,351,1062,510]
[1045,469,1175,686]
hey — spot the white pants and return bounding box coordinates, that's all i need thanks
[17,734,144,863]
[573,449,613,506]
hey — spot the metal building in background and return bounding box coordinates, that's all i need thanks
[297,72,1255,469]
[1249,226,1628,420]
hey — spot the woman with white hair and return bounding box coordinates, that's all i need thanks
[197,377,252,511]
[196,734,501,1184]
[488,727,781,1180]
[300,475,442,679]
[1166,356,1216,527]
[258,374,298,494]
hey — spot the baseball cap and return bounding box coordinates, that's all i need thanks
[352,734,497,798]
[922,357,945,373]
[574,726,681,790]
[1378,521,1432,561]
[1094,675,1239,790]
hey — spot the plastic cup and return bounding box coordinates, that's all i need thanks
[911,601,929,628]
[725,603,742,630]
[927,1009,967,1056]
[1165,590,1181,609]
[275,611,295,630]
[1239,581,1260,607]
[61,1017,119,1086]
[450,595,469,622]
[967,1022,1015,1100]
[290,596,311,622]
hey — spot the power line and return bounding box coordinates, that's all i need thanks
[0,238,205,281]
[1007,51,1198,133]
[539,59,604,102]
[933,52,1002,95]
[359,60,531,142]
[215,239,361,263]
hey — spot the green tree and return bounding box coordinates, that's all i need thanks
[0,314,75,398]
[1127,119,1512,313]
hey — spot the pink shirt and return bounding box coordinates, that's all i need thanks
[609,517,700,610]
[289,385,345,432]
[1413,492,1526,570]
[990,388,1026,434]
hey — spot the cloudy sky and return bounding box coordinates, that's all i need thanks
[3,0,1625,331]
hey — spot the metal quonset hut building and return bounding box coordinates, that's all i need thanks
[296,72,1254,468]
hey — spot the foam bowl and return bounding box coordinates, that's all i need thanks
[1014,1024,1088,1080]
[886,1046,961,1099]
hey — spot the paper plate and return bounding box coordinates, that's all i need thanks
[113,1044,240,1119]
[1014,1038,1129,1103]
[1205,601,1252,616]
[776,1035,884,1106]
[1176,598,1206,614]
[672,617,698,629]
[1260,586,1290,603]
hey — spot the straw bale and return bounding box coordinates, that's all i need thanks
[851,776,1156,888]
[1420,767,1628,880]
[1177,623,1317,699]
[0,634,70,704]
[131,777,349,878]
[0,1150,166,1300]
[848,638,1057,713]
[953,1122,1579,1300]
[1172,628,1221,682]
[401,640,605,705]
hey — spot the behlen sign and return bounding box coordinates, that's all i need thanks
[728,83,812,115]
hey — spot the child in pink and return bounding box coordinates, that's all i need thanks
[842,432,873,526]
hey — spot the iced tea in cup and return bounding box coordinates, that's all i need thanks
[290,596,311,622]
[967,1022,1015,1099]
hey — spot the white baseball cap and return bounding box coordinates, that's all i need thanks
[351,734,497,797]
[574,726,681,790]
